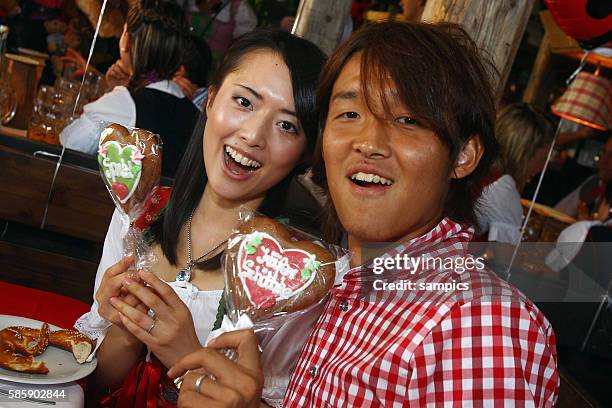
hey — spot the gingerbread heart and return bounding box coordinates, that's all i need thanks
[98,124,162,217]
[225,216,336,321]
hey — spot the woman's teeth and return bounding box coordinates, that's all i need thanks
[225,146,261,168]
[350,172,393,185]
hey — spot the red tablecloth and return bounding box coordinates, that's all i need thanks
[0,281,91,329]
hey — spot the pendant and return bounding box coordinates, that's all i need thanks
[176,265,192,287]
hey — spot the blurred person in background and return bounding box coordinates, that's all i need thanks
[191,0,257,67]
[476,103,554,244]
[60,0,200,178]
[555,136,612,221]
[172,34,213,110]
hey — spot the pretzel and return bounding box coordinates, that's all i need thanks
[49,330,96,364]
[0,323,49,374]
[0,324,96,373]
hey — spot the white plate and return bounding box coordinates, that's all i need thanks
[0,315,97,385]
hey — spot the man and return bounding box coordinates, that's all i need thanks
[169,22,559,407]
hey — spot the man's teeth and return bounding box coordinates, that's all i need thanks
[225,146,261,168]
[350,172,393,185]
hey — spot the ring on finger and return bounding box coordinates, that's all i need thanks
[147,316,157,334]
[195,374,206,394]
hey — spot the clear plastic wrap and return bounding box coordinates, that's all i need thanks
[97,123,162,273]
[207,209,346,345]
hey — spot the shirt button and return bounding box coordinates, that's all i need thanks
[308,366,317,378]
[339,300,350,312]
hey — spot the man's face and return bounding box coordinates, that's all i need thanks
[323,53,453,245]
[598,138,612,182]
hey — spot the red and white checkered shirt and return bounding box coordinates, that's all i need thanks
[284,218,559,407]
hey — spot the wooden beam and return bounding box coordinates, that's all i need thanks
[421,0,535,96]
[523,30,552,107]
[292,0,353,55]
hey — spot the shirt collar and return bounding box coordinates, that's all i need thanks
[338,218,474,286]
[145,80,185,99]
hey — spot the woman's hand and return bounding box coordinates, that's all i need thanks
[95,256,144,328]
[167,330,264,408]
[105,60,131,89]
[110,270,202,368]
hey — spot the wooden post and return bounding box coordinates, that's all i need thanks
[292,0,353,55]
[522,31,552,108]
[421,0,535,96]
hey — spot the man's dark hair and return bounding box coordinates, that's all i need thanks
[312,21,499,241]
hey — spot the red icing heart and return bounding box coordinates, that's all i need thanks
[237,233,317,310]
[111,182,129,201]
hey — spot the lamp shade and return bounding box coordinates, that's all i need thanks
[551,71,612,131]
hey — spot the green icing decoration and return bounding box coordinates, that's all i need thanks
[300,259,321,281]
[98,141,142,203]
[244,233,262,255]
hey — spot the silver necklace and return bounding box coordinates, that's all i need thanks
[175,211,228,284]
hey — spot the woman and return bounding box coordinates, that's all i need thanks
[476,102,555,244]
[75,29,325,406]
[60,0,200,178]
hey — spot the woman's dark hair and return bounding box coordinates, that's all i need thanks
[156,29,326,265]
[126,0,188,87]
[312,21,499,241]
[183,35,213,87]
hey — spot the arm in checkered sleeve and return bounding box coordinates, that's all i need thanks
[406,301,559,407]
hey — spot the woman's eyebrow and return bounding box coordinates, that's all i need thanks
[237,84,262,100]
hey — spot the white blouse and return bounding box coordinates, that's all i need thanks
[475,174,524,245]
[75,210,222,347]
[75,209,340,406]
[59,81,185,155]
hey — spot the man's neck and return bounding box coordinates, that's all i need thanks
[347,216,444,269]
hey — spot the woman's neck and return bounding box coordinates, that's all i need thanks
[192,186,265,243]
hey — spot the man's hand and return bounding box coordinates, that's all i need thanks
[168,330,264,408]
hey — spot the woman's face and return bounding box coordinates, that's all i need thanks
[203,50,307,203]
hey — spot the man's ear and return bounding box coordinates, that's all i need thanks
[451,135,484,179]
[205,86,217,115]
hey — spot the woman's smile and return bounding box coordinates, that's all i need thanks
[222,144,263,181]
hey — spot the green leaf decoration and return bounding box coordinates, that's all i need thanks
[245,233,262,255]
[300,259,321,281]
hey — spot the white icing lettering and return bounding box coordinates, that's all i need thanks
[103,157,136,183]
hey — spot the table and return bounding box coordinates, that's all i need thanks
[0,282,91,329]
